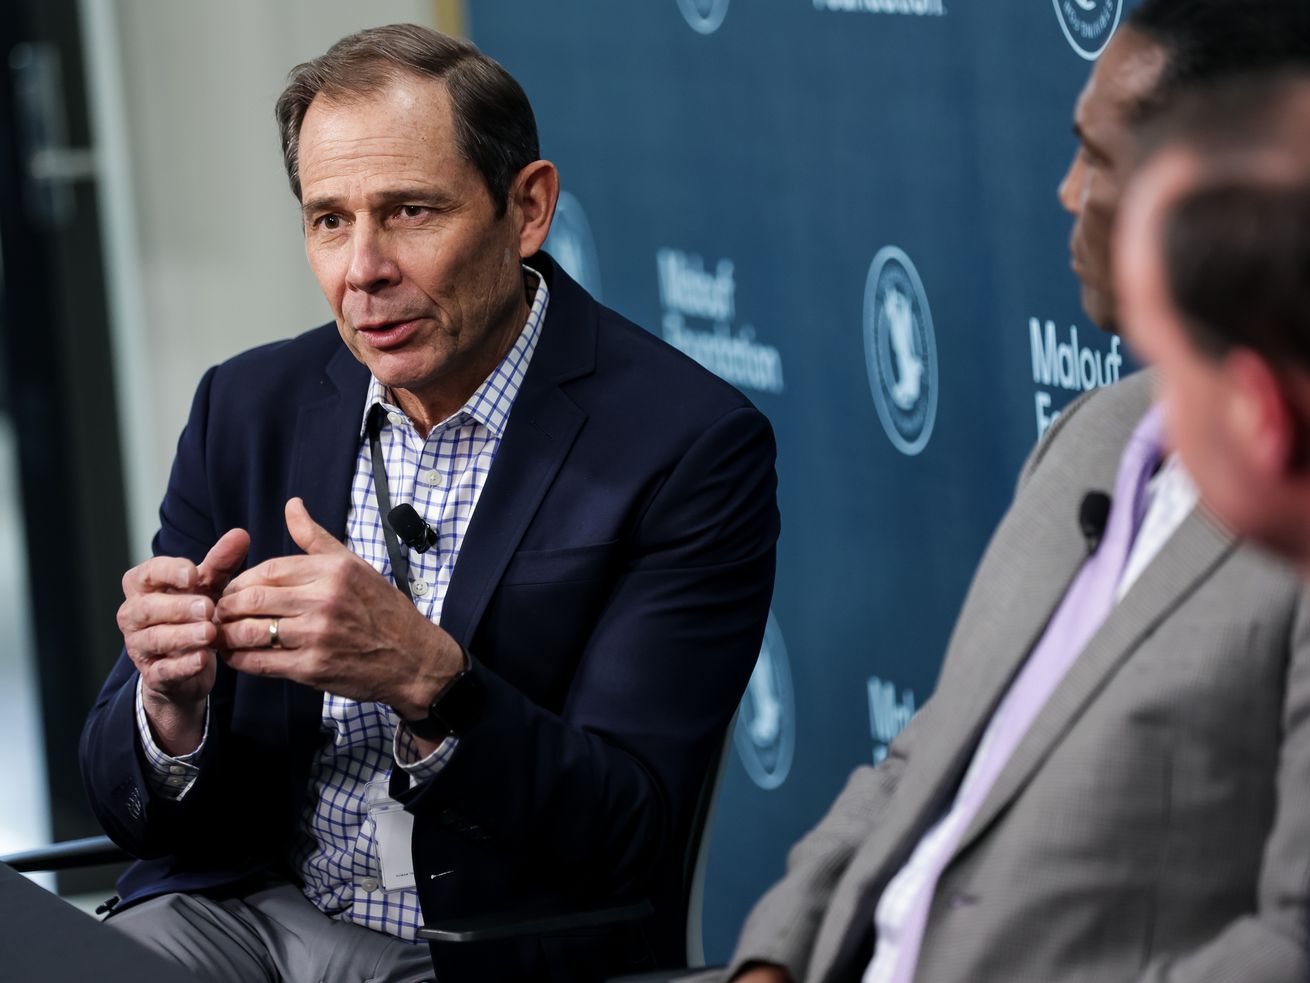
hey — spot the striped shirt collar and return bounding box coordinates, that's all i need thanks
[357,266,549,440]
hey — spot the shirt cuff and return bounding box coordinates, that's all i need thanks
[135,676,208,799]
[393,722,459,783]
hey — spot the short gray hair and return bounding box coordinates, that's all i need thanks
[274,24,539,215]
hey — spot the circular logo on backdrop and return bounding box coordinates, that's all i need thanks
[1052,0,1122,60]
[734,610,794,791]
[543,190,603,302]
[677,0,730,34]
[863,246,938,456]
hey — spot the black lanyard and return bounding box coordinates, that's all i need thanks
[367,404,414,604]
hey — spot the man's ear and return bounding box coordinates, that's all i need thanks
[1225,347,1304,478]
[509,160,559,258]
[1281,365,1310,478]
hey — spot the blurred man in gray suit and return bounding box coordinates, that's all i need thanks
[1118,74,1310,583]
[712,3,1310,981]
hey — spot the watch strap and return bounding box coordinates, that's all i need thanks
[403,660,485,741]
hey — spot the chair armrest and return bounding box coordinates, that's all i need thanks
[0,835,128,873]
[418,898,654,943]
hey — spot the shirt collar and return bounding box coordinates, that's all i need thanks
[357,266,549,440]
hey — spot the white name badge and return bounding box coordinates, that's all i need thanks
[366,779,416,891]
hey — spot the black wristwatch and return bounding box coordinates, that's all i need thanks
[403,664,486,742]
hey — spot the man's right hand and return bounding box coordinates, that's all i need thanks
[117,529,250,755]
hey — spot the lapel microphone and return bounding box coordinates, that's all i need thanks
[1079,491,1112,554]
[388,504,438,554]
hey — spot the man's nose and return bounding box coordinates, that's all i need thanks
[1058,153,1084,217]
[346,224,401,292]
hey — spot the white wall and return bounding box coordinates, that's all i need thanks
[83,0,446,557]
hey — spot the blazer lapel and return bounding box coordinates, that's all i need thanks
[811,377,1161,982]
[952,509,1234,859]
[806,458,1125,983]
[932,475,1099,748]
[439,254,594,647]
[282,343,369,746]
[287,344,369,542]
[439,386,585,646]
[914,379,1161,788]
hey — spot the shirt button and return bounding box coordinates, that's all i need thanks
[169,764,187,775]
[167,776,185,787]
[359,877,380,892]
[387,412,405,427]
[411,579,430,597]
[421,468,442,486]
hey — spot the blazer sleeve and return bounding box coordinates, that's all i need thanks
[394,404,780,898]
[79,366,227,858]
[721,697,942,981]
[1134,590,1310,983]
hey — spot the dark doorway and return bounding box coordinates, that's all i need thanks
[0,0,131,893]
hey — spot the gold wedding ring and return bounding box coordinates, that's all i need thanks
[269,618,282,648]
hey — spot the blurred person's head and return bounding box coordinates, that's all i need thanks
[1116,72,1310,569]
[1059,0,1310,332]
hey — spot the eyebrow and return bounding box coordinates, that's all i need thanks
[301,187,459,220]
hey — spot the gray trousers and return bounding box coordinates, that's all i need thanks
[106,882,436,983]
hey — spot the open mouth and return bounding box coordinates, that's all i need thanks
[356,319,420,350]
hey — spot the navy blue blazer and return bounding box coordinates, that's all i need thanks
[80,254,779,981]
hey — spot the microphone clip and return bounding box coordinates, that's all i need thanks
[388,504,438,554]
[1079,491,1111,554]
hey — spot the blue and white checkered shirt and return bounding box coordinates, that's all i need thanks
[136,268,548,941]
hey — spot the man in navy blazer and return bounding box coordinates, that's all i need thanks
[79,25,778,983]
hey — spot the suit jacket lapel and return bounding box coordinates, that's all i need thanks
[812,376,1160,982]
[931,473,1100,749]
[439,255,594,647]
[816,509,1234,983]
[952,509,1234,859]
[917,379,1160,782]
[282,342,369,746]
[900,398,1142,799]
[288,343,370,544]
[808,444,1127,983]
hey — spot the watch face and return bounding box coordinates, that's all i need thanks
[438,669,486,735]
[407,668,486,740]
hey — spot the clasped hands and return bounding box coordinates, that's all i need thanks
[117,497,463,756]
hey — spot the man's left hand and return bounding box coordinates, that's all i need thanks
[215,497,464,720]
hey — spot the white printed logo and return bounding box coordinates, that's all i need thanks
[1029,317,1124,437]
[657,248,785,394]
[1053,0,1122,60]
[678,0,731,34]
[812,0,945,15]
[868,676,916,763]
[864,246,938,456]
[735,611,795,791]
[544,190,603,302]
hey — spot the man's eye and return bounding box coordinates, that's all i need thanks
[1079,145,1107,168]
[317,214,342,231]
[400,205,426,218]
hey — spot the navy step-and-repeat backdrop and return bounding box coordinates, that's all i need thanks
[470,0,1140,961]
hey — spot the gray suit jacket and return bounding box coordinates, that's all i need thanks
[724,371,1310,982]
